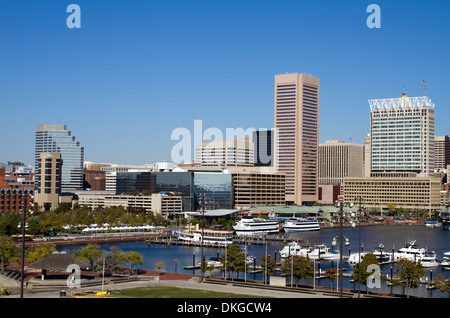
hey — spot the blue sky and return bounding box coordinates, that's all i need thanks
[1,0,449,165]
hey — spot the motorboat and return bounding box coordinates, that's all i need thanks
[197,257,223,269]
[419,251,440,268]
[279,242,312,258]
[393,240,438,265]
[233,215,279,236]
[282,218,320,232]
[440,251,450,267]
[347,252,369,265]
[372,243,393,263]
[308,244,340,261]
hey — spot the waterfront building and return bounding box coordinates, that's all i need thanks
[343,172,441,213]
[317,183,341,205]
[0,166,34,214]
[76,191,183,218]
[229,167,285,209]
[195,138,254,167]
[369,94,435,177]
[318,140,364,186]
[434,135,450,171]
[274,73,319,205]
[35,125,84,191]
[34,152,62,211]
[363,134,371,177]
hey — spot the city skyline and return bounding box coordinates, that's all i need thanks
[1,0,449,166]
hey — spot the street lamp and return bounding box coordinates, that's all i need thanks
[355,196,364,298]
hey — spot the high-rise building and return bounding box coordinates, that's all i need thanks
[34,152,62,210]
[369,94,435,177]
[434,135,450,171]
[195,138,254,167]
[253,130,274,167]
[274,73,319,205]
[318,140,364,185]
[35,125,84,192]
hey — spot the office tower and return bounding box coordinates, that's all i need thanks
[318,140,364,185]
[274,73,319,205]
[435,135,450,171]
[253,130,274,167]
[369,93,435,177]
[195,138,254,167]
[363,134,371,177]
[34,152,62,210]
[35,125,84,192]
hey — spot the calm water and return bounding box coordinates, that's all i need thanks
[61,225,450,298]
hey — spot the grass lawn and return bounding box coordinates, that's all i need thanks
[109,286,267,298]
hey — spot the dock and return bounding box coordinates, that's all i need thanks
[146,234,299,248]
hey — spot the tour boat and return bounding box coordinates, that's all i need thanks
[233,215,279,236]
[178,229,234,246]
[282,218,320,232]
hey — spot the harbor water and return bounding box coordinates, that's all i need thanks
[61,225,450,298]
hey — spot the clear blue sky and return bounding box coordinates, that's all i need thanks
[1,0,449,166]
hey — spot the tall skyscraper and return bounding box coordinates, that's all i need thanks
[434,135,450,171]
[34,152,62,210]
[369,93,435,177]
[35,125,84,192]
[274,73,320,205]
[318,140,363,185]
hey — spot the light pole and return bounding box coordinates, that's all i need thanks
[200,193,205,282]
[355,196,364,298]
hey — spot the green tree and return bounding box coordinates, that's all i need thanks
[0,237,19,273]
[126,251,143,275]
[281,255,314,287]
[353,253,380,284]
[220,244,245,280]
[433,274,450,295]
[260,255,276,277]
[26,243,56,263]
[394,258,426,297]
[324,267,338,290]
[73,244,102,269]
[0,214,21,235]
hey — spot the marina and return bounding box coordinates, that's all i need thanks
[60,224,450,298]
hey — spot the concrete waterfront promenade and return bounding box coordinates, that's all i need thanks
[4,271,338,298]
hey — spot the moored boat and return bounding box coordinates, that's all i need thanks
[282,218,320,232]
[233,215,279,236]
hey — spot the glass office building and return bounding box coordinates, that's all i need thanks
[35,125,84,192]
[193,172,233,211]
[114,171,233,211]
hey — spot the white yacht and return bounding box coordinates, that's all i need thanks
[441,251,450,267]
[348,252,369,265]
[197,257,223,268]
[279,242,312,258]
[233,215,279,236]
[178,229,234,246]
[420,251,440,267]
[308,244,340,261]
[282,218,320,232]
[393,240,439,266]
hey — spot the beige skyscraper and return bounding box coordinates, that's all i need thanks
[274,73,319,205]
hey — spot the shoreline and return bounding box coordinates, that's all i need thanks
[18,220,427,247]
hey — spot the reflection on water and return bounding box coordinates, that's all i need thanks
[61,225,450,298]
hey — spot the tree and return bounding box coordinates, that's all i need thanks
[394,258,426,297]
[353,253,379,284]
[433,274,450,296]
[26,243,56,263]
[0,214,21,235]
[324,267,338,290]
[126,251,143,275]
[0,237,19,273]
[73,244,102,269]
[280,255,313,287]
[103,246,128,276]
[260,255,276,277]
[220,244,245,280]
